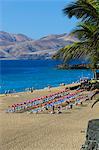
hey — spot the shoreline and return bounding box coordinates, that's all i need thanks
[0,82,80,96]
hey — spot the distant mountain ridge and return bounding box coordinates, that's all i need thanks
[0,31,78,60]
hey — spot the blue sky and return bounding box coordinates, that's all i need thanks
[1,0,77,39]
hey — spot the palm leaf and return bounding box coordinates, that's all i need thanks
[54,41,91,62]
[63,0,99,24]
[72,22,98,41]
[91,98,99,108]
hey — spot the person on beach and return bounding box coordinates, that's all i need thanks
[45,106,48,110]
[70,103,73,109]
[80,101,83,105]
[48,85,51,92]
[52,105,55,113]
[51,104,55,114]
[30,88,33,93]
[5,91,7,96]
[44,105,48,111]
[57,105,62,114]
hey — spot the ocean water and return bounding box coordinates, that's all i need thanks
[0,59,93,94]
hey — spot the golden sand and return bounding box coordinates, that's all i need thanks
[0,84,99,150]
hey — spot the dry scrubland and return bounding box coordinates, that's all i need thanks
[0,85,99,150]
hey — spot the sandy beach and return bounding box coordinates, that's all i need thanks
[0,84,99,150]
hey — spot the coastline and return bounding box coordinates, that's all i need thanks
[0,82,80,96]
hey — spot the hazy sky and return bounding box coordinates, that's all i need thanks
[1,0,77,39]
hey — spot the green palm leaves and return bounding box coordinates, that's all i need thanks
[63,0,99,24]
[54,0,99,68]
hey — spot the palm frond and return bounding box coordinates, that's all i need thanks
[54,41,91,62]
[63,0,99,24]
[72,22,97,41]
[91,98,99,108]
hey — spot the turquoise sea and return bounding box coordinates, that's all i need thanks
[0,60,93,94]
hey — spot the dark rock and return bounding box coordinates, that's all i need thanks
[81,119,99,150]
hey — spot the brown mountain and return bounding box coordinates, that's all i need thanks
[0,31,78,60]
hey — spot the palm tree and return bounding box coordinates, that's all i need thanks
[53,22,99,76]
[53,0,99,78]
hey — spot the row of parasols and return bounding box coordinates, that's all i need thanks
[6,89,88,113]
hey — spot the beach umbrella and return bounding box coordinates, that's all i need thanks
[41,103,45,107]
[48,94,52,97]
[33,98,37,102]
[42,96,47,99]
[26,100,31,103]
[31,99,34,102]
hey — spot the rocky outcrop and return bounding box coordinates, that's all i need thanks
[81,119,99,150]
[0,31,78,60]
